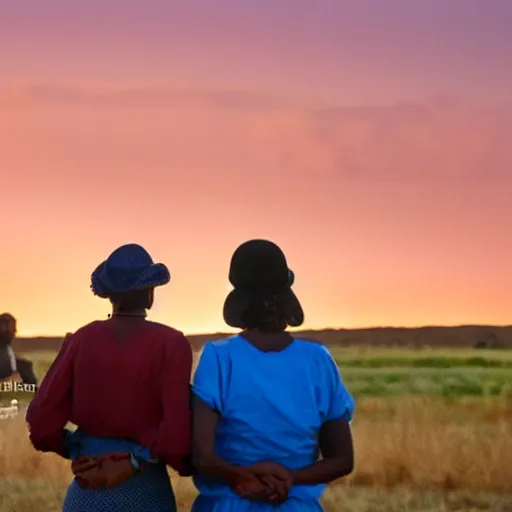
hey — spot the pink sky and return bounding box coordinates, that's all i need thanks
[1,1,512,335]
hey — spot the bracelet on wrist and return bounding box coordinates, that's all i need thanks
[129,452,141,472]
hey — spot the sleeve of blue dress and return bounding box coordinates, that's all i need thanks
[318,346,355,423]
[191,342,223,415]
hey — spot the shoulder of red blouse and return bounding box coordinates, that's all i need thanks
[25,326,86,456]
[143,323,194,472]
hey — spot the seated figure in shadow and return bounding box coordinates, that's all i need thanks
[0,313,38,386]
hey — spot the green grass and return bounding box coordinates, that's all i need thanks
[329,346,512,361]
[341,368,512,399]
[335,356,512,369]
[323,347,512,399]
[11,348,512,401]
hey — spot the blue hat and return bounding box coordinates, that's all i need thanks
[91,244,170,298]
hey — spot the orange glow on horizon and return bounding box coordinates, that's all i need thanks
[2,2,512,336]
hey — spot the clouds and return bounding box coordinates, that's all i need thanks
[1,84,511,188]
[0,84,293,111]
[307,101,512,182]
[2,83,512,333]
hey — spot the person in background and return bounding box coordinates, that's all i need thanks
[0,313,38,386]
[0,315,17,380]
[26,243,193,512]
[191,239,355,511]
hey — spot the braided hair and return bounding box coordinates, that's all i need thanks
[241,293,289,332]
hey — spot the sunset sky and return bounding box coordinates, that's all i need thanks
[2,0,512,336]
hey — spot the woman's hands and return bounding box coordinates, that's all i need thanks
[231,468,273,501]
[71,453,144,489]
[231,461,294,504]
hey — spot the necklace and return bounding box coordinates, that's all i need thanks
[108,311,147,319]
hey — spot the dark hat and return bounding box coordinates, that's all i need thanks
[90,244,170,299]
[223,239,304,328]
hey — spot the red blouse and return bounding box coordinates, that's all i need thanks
[25,318,192,473]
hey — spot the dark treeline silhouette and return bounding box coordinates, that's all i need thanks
[12,325,512,354]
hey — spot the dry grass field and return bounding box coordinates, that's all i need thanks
[1,338,512,511]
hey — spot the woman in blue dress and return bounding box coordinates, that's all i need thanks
[191,239,355,511]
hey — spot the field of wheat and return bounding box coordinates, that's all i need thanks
[1,347,512,511]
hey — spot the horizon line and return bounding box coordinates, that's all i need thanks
[16,322,512,339]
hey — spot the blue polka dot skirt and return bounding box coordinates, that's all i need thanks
[62,462,177,512]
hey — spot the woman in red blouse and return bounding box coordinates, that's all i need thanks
[26,243,193,512]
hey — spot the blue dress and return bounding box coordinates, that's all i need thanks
[191,335,355,511]
[61,432,176,512]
